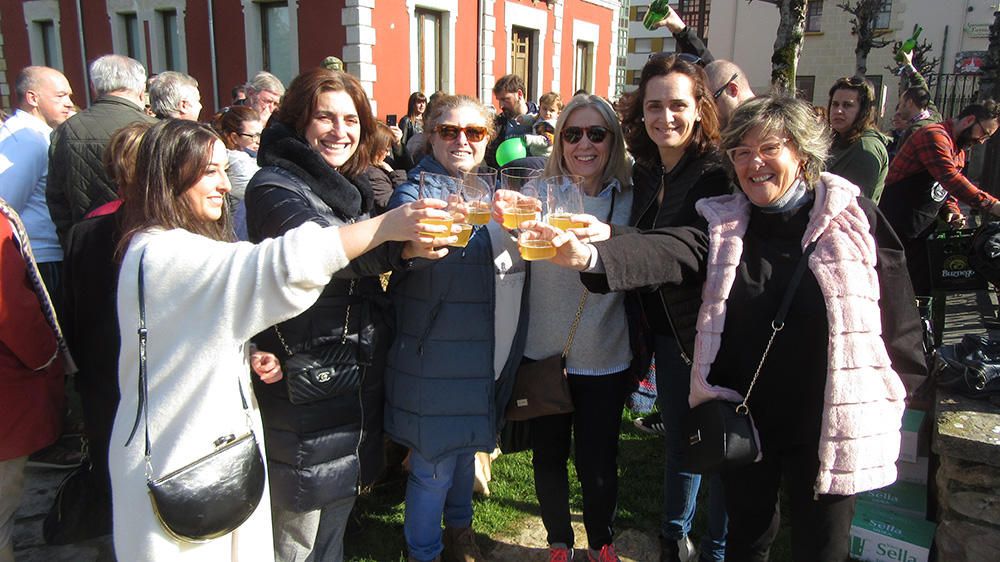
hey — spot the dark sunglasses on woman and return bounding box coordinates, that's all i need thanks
[561,126,611,144]
[435,124,489,143]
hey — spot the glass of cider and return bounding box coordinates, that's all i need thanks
[544,176,585,231]
[419,172,464,241]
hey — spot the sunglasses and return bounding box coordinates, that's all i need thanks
[646,52,703,66]
[434,124,489,142]
[713,73,739,100]
[561,126,611,144]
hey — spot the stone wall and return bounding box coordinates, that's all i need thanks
[932,388,1000,561]
[0,10,9,112]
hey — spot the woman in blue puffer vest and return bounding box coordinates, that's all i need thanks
[385,94,528,562]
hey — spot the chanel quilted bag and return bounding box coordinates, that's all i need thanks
[125,251,265,543]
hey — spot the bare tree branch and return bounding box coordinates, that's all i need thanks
[837,0,892,77]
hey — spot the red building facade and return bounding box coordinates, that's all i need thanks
[0,0,621,117]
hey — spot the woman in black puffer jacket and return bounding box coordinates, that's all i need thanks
[244,68,439,562]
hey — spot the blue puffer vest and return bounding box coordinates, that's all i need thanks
[384,156,528,462]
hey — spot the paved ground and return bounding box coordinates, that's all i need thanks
[13,290,995,561]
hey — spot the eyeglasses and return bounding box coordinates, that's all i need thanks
[237,132,261,141]
[726,137,790,165]
[713,73,739,100]
[434,124,489,142]
[561,126,611,144]
[971,118,996,144]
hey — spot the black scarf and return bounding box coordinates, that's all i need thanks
[257,122,375,219]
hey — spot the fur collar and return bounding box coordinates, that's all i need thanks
[258,122,373,218]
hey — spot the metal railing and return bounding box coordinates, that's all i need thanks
[932,74,981,120]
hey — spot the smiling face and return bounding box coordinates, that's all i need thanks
[304,89,360,170]
[561,106,611,192]
[732,124,804,207]
[430,106,489,176]
[829,88,861,136]
[642,73,700,160]
[182,140,231,223]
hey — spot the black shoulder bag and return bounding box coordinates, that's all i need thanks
[682,242,817,474]
[124,251,266,543]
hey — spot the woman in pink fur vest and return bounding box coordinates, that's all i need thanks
[521,94,927,562]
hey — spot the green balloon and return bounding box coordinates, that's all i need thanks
[496,137,527,167]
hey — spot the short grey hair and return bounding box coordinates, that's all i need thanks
[89,55,147,96]
[246,71,285,96]
[544,94,631,189]
[14,66,53,103]
[148,71,199,118]
[721,94,831,187]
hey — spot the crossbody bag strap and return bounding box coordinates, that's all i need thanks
[124,248,254,480]
[273,279,357,355]
[737,240,818,414]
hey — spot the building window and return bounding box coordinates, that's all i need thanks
[575,41,594,93]
[634,6,648,22]
[35,20,62,69]
[806,1,823,33]
[260,2,292,86]
[415,8,444,94]
[873,0,891,30]
[677,0,710,41]
[157,10,180,70]
[633,38,652,54]
[795,75,816,103]
[121,13,140,59]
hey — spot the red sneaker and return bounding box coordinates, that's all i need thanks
[549,545,573,562]
[587,544,620,562]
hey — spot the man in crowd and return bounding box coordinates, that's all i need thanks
[705,60,754,126]
[244,71,285,124]
[46,54,157,248]
[486,74,536,169]
[0,66,74,304]
[148,71,202,121]
[879,100,1000,295]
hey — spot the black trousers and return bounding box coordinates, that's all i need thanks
[530,371,629,550]
[720,442,855,562]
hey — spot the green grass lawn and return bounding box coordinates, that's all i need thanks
[344,410,793,561]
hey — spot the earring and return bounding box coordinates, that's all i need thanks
[640,116,645,122]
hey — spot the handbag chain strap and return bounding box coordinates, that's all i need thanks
[125,249,253,481]
[736,241,818,415]
[273,279,356,355]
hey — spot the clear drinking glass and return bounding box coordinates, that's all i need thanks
[462,178,494,226]
[498,167,543,230]
[544,175,585,230]
[418,172,464,241]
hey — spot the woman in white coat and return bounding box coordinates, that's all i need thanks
[108,119,454,561]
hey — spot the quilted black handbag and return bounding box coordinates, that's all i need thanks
[125,251,265,543]
[273,280,366,405]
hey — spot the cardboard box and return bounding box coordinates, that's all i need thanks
[850,504,936,562]
[896,455,930,486]
[898,408,928,463]
[857,481,928,519]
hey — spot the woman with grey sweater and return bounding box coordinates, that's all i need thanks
[521,94,634,562]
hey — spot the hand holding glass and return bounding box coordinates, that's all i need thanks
[418,172,464,244]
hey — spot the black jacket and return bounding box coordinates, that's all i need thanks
[582,151,732,366]
[46,95,157,248]
[245,122,402,511]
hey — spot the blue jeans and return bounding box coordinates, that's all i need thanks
[655,335,727,561]
[404,449,476,562]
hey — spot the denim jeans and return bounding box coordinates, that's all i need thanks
[404,449,475,562]
[655,335,727,561]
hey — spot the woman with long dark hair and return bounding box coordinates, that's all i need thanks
[399,91,427,148]
[108,118,448,561]
[826,76,889,203]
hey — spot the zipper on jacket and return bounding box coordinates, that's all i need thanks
[658,290,692,366]
[354,364,366,495]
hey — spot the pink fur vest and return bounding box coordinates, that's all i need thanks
[689,172,906,496]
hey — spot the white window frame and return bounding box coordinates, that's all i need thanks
[242,0,300,83]
[23,1,63,69]
[633,38,652,54]
[503,1,547,98]
[106,1,188,73]
[107,1,146,65]
[407,0,456,97]
[572,19,600,94]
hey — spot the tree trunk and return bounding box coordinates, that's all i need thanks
[771,0,807,92]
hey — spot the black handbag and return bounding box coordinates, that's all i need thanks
[124,251,266,543]
[682,242,816,473]
[505,290,588,421]
[274,280,366,405]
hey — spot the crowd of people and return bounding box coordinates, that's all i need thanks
[8,5,999,562]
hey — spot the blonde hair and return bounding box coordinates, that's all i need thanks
[544,94,631,189]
